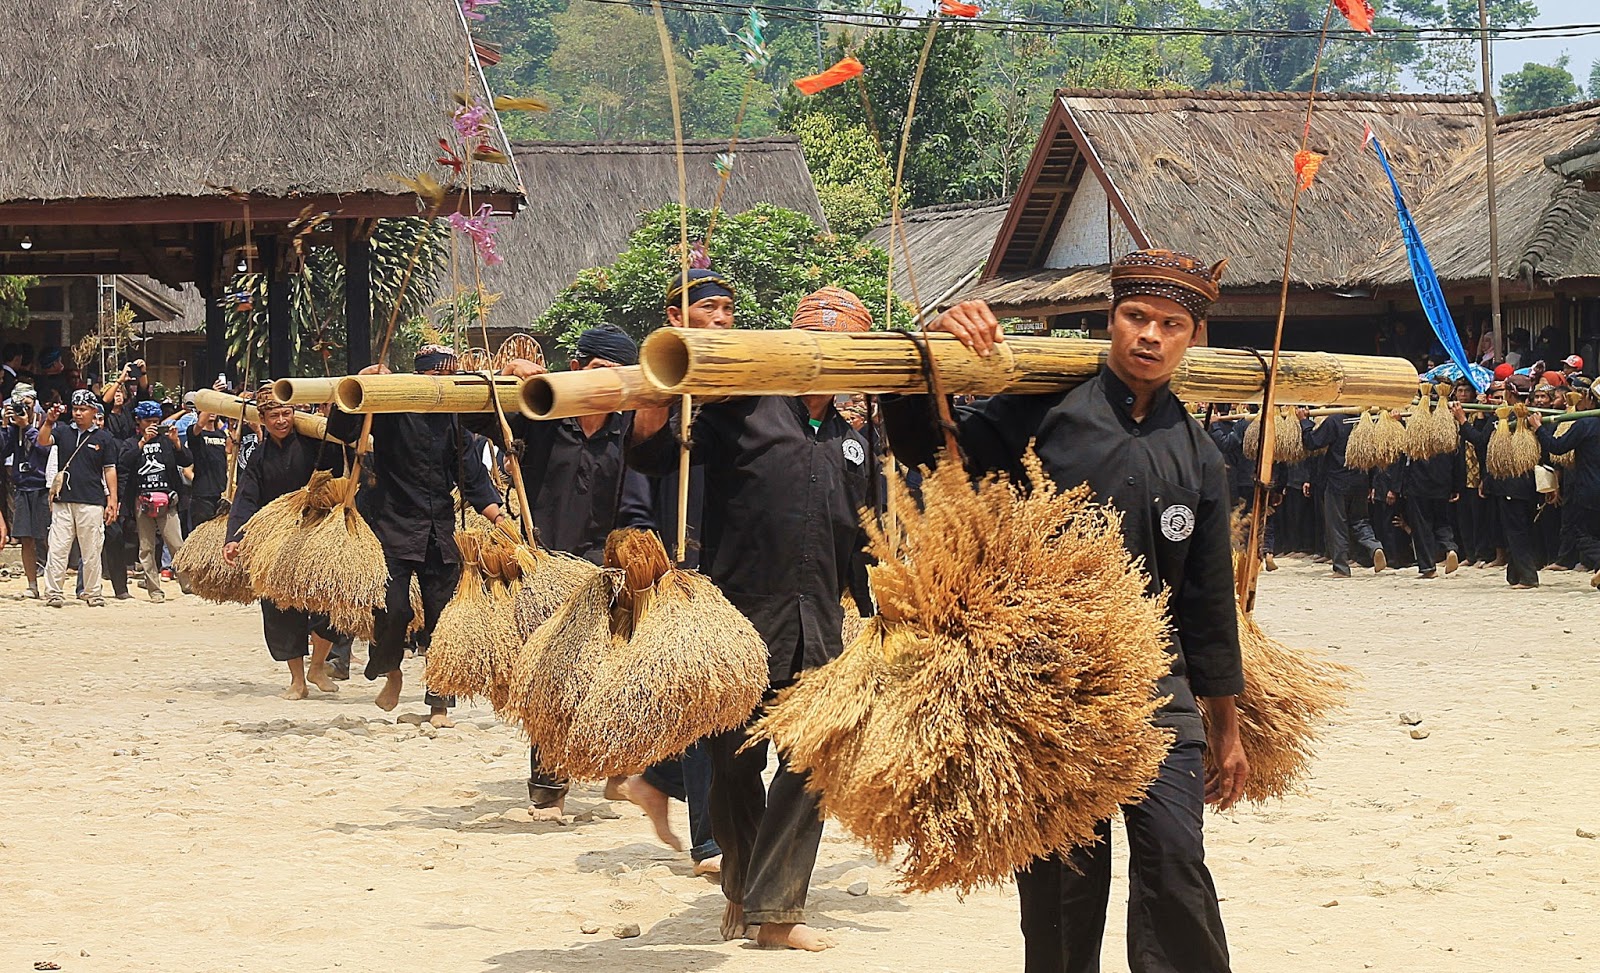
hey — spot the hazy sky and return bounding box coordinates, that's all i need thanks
[1490,0,1599,89]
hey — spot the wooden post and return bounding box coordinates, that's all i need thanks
[345,225,373,371]
[1479,0,1505,358]
[263,236,292,380]
[195,223,229,385]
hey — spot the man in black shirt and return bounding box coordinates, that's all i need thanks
[120,399,192,602]
[1398,440,1461,578]
[224,387,346,699]
[883,249,1246,973]
[187,409,231,527]
[1529,397,1600,585]
[628,295,873,952]
[1454,384,1541,588]
[1300,412,1387,576]
[328,345,507,722]
[38,389,120,608]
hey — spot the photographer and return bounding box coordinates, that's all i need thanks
[2,385,50,599]
[37,390,119,608]
[119,399,191,603]
[100,359,149,442]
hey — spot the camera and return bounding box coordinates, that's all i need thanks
[156,421,173,435]
[125,361,143,381]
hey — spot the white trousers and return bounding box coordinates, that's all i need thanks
[44,502,105,599]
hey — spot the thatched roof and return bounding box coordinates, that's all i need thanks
[0,0,519,208]
[478,138,825,329]
[984,89,1486,310]
[1358,100,1600,287]
[865,199,1010,312]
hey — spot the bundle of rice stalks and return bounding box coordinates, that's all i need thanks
[1486,405,1541,480]
[1343,410,1380,470]
[241,471,389,626]
[1370,409,1408,468]
[1203,607,1355,804]
[173,501,254,604]
[236,483,318,592]
[1241,408,1306,465]
[563,563,768,779]
[752,452,1174,894]
[1404,386,1460,461]
[509,571,619,756]
[1550,392,1582,468]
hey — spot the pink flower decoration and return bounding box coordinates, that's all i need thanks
[452,102,491,142]
[448,205,504,266]
[688,242,711,270]
[461,0,499,22]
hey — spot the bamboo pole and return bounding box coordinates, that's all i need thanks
[333,373,523,414]
[1479,0,1505,358]
[639,328,1419,408]
[272,376,342,406]
[193,390,352,446]
[519,365,675,420]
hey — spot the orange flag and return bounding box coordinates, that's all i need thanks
[1294,149,1326,191]
[794,56,864,95]
[940,0,982,15]
[1334,0,1375,34]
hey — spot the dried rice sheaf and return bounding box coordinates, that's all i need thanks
[1241,409,1306,465]
[753,451,1175,894]
[1404,387,1459,461]
[1486,407,1541,480]
[509,572,619,756]
[173,503,254,605]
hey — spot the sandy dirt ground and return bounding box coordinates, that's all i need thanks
[2,554,1598,972]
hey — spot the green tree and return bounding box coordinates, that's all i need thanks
[1,275,37,333]
[1501,56,1581,114]
[224,219,449,380]
[1589,60,1600,100]
[536,5,681,140]
[537,203,912,351]
[792,113,894,237]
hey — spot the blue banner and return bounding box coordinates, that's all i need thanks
[1368,132,1486,393]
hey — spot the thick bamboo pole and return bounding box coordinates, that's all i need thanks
[272,376,342,405]
[193,390,352,446]
[333,373,523,414]
[640,329,1419,408]
[519,365,675,420]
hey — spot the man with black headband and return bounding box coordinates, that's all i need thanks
[329,345,507,722]
[665,267,735,331]
[884,249,1246,973]
[224,386,346,699]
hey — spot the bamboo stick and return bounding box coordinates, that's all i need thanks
[640,329,1419,409]
[272,376,342,405]
[193,390,352,446]
[333,373,523,414]
[519,365,675,420]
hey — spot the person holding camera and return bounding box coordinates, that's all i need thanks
[37,390,120,608]
[120,399,191,603]
[2,385,51,599]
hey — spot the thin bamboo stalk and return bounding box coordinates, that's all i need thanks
[333,373,523,414]
[519,365,674,420]
[272,377,342,405]
[193,390,351,446]
[640,328,1419,408]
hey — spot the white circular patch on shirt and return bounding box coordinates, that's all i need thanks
[842,438,865,465]
[1160,504,1195,542]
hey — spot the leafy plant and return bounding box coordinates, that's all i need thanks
[0,275,38,333]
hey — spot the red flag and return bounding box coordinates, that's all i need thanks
[1294,149,1326,191]
[940,0,982,16]
[1334,0,1375,34]
[794,56,864,96]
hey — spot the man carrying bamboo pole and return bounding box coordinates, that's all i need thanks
[328,345,508,722]
[1299,407,1386,577]
[223,386,344,700]
[883,250,1246,973]
[626,290,875,952]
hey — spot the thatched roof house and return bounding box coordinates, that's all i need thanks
[864,199,1010,318]
[968,89,1485,345]
[479,138,826,330]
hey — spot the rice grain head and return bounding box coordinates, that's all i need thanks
[507,572,618,762]
[174,506,254,605]
[1241,409,1305,465]
[1486,408,1541,480]
[754,450,1174,894]
[1343,410,1379,470]
[1370,410,1407,468]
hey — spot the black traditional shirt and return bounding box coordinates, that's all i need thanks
[225,432,344,545]
[1401,450,1459,500]
[1539,416,1600,508]
[327,410,501,564]
[1460,416,1537,501]
[882,368,1244,744]
[1302,415,1370,494]
[627,396,871,683]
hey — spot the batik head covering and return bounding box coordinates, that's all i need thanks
[70,388,97,408]
[792,287,873,333]
[1109,249,1228,322]
[665,267,735,308]
[414,343,458,374]
[256,381,294,415]
[133,399,163,420]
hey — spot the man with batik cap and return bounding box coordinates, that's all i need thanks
[329,344,508,723]
[224,385,347,699]
[627,286,875,952]
[38,389,121,608]
[883,250,1246,973]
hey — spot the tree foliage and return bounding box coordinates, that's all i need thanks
[538,203,913,352]
[793,112,895,237]
[1500,56,1581,114]
[1,275,38,333]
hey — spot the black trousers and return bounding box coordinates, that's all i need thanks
[1323,489,1379,574]
[708,699,825,925]
[1405,495,1457,574]
[190,493,222,529]
[260,600,339,662]
[1497,496,1540,587]
[527,746,569,808]
[367,539,459,707]
[1563,501,1600,570]
[1017,740,1228,973]
[1536,500,1562,566]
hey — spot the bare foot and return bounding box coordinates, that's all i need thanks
[621,775,684,851]
[280,682,308,701]
[307,663,339,694]
[720,902,748,942]
[428,708,455,728]
[755,922,832,952]
[603,776,628,801]
[374,671,402,712]
[528,796,566,823]
[693,855,722,878]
